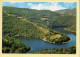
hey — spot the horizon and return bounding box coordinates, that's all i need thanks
[3,2,76,11]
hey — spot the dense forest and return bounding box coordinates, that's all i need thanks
[2,36,30,53]
[3,6,76,27]
[34,46,76,54]
[2,6,76,53]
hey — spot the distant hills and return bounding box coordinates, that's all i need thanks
[55,8,76,16]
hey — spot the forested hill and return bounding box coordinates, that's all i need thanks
[55,8,76,16]
[3,6,60,18]
[3,6,76,28]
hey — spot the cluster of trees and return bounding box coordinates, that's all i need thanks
[55,34,70,44]
[34,46,76,54]
[2,36,30,53]
[45,30,70,44]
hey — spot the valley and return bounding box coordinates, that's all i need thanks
[2,6,76,54]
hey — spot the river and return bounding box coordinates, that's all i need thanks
[20,27,76,53]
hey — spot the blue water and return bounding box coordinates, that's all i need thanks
[20,27,76,53]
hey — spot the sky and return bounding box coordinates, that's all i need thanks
[3,2,76,11]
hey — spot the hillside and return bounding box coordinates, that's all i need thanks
[3,11,44,39]
[3,10,71,44]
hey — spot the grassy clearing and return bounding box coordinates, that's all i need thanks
[41,18,48,20]
[50,34,62,40]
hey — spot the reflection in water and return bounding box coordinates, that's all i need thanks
[20,27,76,53]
